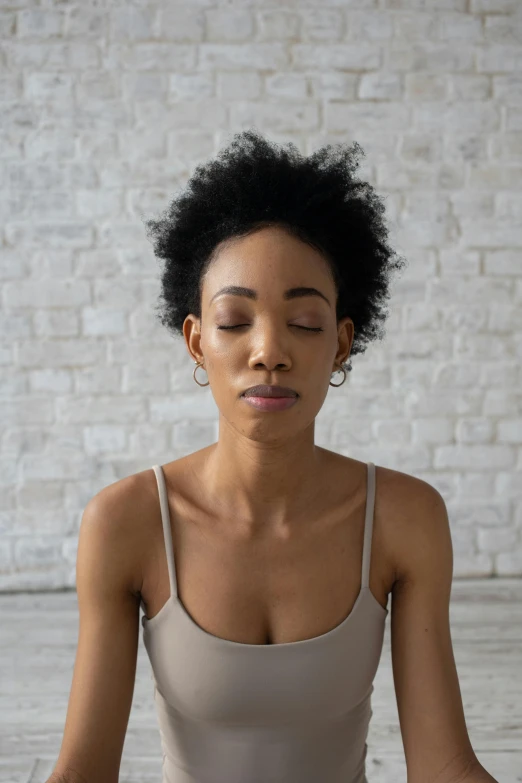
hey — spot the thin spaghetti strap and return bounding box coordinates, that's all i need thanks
[361,462,376,590]
[151,465,178,600]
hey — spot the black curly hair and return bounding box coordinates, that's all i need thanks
[144,128,407,375]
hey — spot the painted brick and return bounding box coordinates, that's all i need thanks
[2,0,520,588]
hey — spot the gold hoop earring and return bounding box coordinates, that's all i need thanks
[192,360,348,388]
[329,363,348,387]
[193,360,210,387]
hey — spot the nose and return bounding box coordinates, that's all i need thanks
[245,323,292,371]
[250,355,290,372]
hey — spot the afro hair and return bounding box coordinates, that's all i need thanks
[144,128,407,374]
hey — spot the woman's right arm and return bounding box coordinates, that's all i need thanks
[46,481,143,783]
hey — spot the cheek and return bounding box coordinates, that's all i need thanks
[206,353,238,378]
[203,335,233,363]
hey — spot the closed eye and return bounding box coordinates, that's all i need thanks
[217,325,323,332]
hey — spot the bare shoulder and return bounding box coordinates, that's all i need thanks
[373,464,450,587]
[327,451,438,526]
[88,469,159,599]
[321,453,438,595]
[96,457,201,592]
[373,462,439,508]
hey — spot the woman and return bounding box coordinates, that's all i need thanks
[48,130,498,783]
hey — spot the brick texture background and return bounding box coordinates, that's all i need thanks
[1,0,521,591]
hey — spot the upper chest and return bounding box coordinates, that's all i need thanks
[137,456,400,646]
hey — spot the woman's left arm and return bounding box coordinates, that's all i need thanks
[459,766,500,783]
[388,478,499,783]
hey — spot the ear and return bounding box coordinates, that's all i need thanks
[335,316,354,368]
[183,314,204,365]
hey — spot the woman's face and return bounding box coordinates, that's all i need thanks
[183,225,354,442]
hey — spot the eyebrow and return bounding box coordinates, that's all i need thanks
[209,285,331,308]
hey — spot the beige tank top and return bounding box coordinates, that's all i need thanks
[141,461,388,783]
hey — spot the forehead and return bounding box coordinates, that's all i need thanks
[202,226,335,304]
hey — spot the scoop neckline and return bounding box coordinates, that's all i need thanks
[142,585,388,649]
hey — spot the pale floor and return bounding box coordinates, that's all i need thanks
[1,579,521,783]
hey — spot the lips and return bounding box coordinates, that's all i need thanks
[242,385,297,398]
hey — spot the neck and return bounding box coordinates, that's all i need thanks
[199,426,326,534]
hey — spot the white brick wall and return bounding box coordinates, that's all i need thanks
[1,0,521,590]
